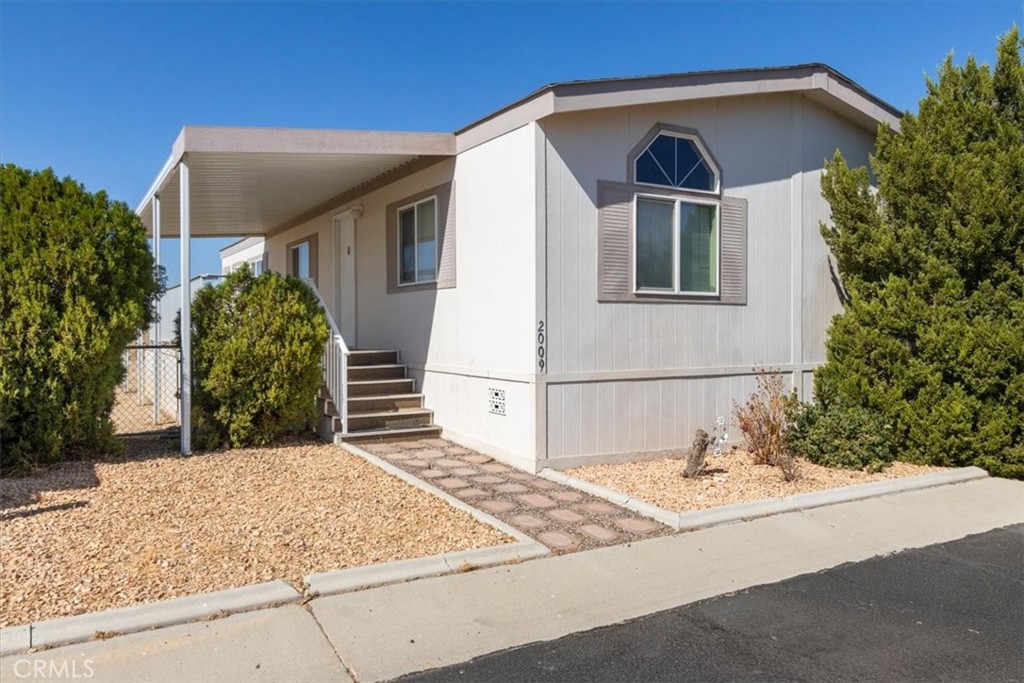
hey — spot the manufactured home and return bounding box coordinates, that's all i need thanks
[138,64,900,471]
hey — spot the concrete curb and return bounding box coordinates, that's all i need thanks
[305,442,549,597]
[305,541,550,597]
[540,466,991,532]
[0,580,299,657]
[781,466,990,509]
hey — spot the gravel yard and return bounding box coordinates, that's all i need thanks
[568,450,949,513]
[0,440,511,627]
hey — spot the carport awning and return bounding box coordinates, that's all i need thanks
[137,126,455,237]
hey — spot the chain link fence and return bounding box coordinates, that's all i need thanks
[113,344,181,438]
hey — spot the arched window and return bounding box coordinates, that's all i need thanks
[634,132,719,193]
[598,126,745,304]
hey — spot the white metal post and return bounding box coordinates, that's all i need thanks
[179,160,192,455]
[152,193,161,425]
[136,332,143,405]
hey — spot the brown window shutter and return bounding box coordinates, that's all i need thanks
[436,183,456,289]
[597,180,635,303]
[719,195,747,305]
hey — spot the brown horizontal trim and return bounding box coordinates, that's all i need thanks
[545,362,821,385]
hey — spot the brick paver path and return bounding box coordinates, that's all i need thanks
[360,438,670,552]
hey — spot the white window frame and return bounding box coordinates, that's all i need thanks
[247,256,263,276]
[633,191,721,297]
[396,195,439,287]
[290,240,311,279]
[634,131,721,196]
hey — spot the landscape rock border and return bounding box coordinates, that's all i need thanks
[0,442,549,657]
[539,466,991,531]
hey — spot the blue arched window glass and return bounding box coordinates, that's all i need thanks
[635,133,718,193]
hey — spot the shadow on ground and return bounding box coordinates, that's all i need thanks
[0,436,177,510]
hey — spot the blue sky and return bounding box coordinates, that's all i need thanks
[1,1,1019,285]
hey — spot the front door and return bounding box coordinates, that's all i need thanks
[333,210,357,346]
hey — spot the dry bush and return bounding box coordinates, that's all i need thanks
[775,449,800,482]
[734,369,801,480]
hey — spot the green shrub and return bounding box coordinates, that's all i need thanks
[975,445,1024,480]
[189,267,329,449]
[814,28,1024,478]
[0,165,161,473]
[787,403,896,473]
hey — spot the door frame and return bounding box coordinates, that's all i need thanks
[332,207,360,347]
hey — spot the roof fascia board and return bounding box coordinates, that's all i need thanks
[135,127,186,215]
[551,72,818,114]
[455,91,556,153]
[455,65,901,150]
[179,126,455,157]
[219,236,265,257]
[824,73,901,131]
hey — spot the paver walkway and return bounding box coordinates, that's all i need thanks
[360,438,670,551]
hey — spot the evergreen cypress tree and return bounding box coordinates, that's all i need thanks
[814,28,1024,477]
[0,166,162,471]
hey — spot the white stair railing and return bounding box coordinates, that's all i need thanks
[303,279,350,435]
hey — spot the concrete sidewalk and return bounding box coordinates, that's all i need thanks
[3,477,1021,683]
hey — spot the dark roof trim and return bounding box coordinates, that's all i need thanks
[455,63,901,137]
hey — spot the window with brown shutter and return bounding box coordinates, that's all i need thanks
[596,123,747,305]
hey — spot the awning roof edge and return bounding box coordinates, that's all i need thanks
[136,127,456,237]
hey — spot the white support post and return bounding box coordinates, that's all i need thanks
[136,333,143,405]
[179,160,192,455]
[152,193,161,425]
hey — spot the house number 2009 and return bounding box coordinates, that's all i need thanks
[537,321,546,372]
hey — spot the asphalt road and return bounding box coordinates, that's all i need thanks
[397,524,1024,683]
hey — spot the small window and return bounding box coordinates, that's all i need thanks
[636,196,718,295]
[248,257,264,276]
[635,132,718,193]
[290,241,311,279]
[398,197,437,285]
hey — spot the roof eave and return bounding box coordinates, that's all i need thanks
[454,64,902,153]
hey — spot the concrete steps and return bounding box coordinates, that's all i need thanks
[341,424,443,444]
[348,393,425,413]
[347,364,407,381]
[317,348,441,444]
[348,378,416,397]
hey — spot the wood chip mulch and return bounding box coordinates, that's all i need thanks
[568,449,949,513]
[0,440,511,627]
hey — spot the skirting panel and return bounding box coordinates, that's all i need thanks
[544,373,773,466]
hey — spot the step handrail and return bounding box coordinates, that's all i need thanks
[302,278,350,435]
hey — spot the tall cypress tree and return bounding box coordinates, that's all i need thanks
[0,166,162,471]
[815,28,1024,477]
